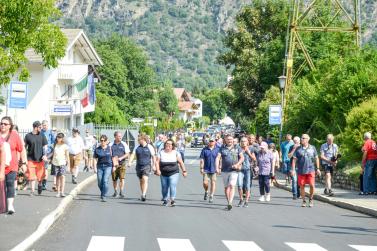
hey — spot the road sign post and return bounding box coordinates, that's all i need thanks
[269,105,282,125]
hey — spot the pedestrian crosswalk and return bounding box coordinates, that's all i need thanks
[86,236,377,251]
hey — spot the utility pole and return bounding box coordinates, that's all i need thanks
[283,0,361,122]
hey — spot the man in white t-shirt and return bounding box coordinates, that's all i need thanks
[66,128,85,184]
[83,130,96,172]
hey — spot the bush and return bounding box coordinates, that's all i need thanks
[339,96,377,162]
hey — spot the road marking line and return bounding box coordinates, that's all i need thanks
[285,242,328,251]
[222,240,263,251]
[349,245,377,251]
[87,236,125,251]
[157,238,196,251]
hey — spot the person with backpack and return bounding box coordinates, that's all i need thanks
[93,135,113,202]
[51,133,70,197]
[320,134,339,196]
[361,132,377,195]
[0,117,26,214]
[128,134,156,202]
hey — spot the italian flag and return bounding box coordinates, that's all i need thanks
[75,75,89,107]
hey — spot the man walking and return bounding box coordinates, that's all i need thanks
[362,132,377,195]
[41,120,55,190]
[66,128,85,184]
[320,134,339,196]
[280,134,294,186]
[216,135,244,211]
[200,137,220,203]
[237,137,256,207]
[110,131,130,198]
[24,121,48,195]
[84,130,96,172]
[128,134,156,201]
[291,134,321,207]
[288,136,301,199]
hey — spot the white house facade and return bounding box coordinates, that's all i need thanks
[0,29,103,130]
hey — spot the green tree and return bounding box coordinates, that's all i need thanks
[200,89,233,121]
[85,92,127,125]
[158,85,178,117]
[0,0,67,83]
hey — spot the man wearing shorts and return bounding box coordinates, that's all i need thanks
[200,137,219,203]
[66,128,85,184]
[83,130,95,172]
[24,121,48,195]
[110,131,130,198]
[128,134,155,201]
[216,135,244,211]
[320,134,339,196]
[291,134,321,207]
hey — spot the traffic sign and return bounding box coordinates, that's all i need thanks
[153,119,158,127]
[269,105,282,125]
[8,81,28,109]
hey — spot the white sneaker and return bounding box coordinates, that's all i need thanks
[56,193,61,198]
[259,196,266,202]
[265,194,271,202]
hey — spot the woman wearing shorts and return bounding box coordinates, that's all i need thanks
[51,133,70,197]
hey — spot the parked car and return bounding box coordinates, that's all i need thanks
[191,132,205,148]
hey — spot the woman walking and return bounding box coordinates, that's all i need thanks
[51,133,70,197]
[93,135,113,202]
[155,139,187,206]
[256,142,275,202]
[0,117,26,214]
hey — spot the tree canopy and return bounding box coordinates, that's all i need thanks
[0,0,67,83]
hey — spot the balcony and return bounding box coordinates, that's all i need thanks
[57,65,75,80]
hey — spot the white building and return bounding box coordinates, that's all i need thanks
[173,88,202,122]
[0,29,103,130]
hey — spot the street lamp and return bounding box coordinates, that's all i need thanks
[278,75,287,148]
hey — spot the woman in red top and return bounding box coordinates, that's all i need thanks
[0,116,27,214]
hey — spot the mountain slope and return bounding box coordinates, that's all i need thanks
[57,0,377,91]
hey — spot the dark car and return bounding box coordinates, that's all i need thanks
[191,132,205,148]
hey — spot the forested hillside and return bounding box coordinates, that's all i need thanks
[57,0,377,91]
[57,0,251,91]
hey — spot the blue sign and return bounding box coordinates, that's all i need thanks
[269,105,282,125]
[8,81,28,109]
[53,105,71,113]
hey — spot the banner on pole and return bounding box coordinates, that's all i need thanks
[269,105,282,125]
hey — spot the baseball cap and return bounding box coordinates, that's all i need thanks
[209,137,216,142]
[260,142,268,149]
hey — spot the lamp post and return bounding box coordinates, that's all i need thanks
[278,75,287,148]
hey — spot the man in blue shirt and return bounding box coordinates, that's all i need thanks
[200,137,219,203]
[280,134,294,185]
[41,120,56,190]
[110,131,130,198]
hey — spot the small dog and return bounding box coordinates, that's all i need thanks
[17,168,28,191]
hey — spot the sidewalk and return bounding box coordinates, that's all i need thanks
[274,171,377,217]
[0,172,95,251]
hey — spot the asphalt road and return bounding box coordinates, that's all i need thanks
[30,148,377,251]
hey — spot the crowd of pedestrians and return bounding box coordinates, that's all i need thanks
[1,118,376,215]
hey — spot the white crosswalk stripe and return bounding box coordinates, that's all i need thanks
[285,242,328,251]
[157,238,196,251]
[223,240,264,251]
[349,245,377,251]
[86,236,125,251]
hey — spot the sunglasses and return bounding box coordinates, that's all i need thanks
[100,139,106,142]
[0,123,10,126]
[301,137,309,139]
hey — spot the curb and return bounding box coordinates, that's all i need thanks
[10,174,97,251]
[274,181,377,218]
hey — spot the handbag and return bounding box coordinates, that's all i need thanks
[0,180,6,214]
